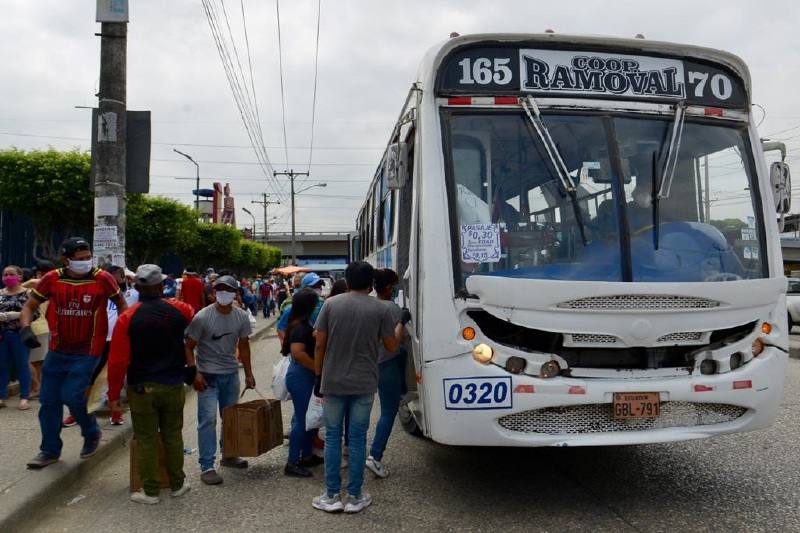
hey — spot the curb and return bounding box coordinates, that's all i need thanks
[0,315,276,531]
[0,421,133,532]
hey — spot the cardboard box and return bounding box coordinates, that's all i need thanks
[222,398,283,458]
[129,436,171,493]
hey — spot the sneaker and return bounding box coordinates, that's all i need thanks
[312,492,344,513]
[18,399,30,411]
[300,455,324,468]
[365,456,389,479]
[80,435,102,459]
[130,490,160,505]
[344,492,373,514]
[171,483,191,498]
[284,462,313,478]
[200,469,223,485]
[62,416,76,427]
[110,412,124,425]
[26,452,59,469]
[220,457,248,469]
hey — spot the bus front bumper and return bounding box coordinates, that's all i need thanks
[422,346,787,447]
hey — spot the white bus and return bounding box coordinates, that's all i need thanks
[354,33,792,446]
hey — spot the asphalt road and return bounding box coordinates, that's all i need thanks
[26,328,800,533]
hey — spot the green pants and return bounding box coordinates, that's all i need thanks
[128,382,186,496]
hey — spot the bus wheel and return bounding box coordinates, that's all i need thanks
[399,402,423,437]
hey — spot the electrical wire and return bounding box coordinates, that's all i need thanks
[305,0,322,178]
[275,0,290,169]
[201,0,287,201]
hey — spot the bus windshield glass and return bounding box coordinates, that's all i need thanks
[444,111,765,286]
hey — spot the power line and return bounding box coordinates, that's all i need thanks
[201,0,287,201]
[0,130,383,150]
[239,0,262,146]
[275,0,290,168]
[153,158,374,166]
[306,0,322,178]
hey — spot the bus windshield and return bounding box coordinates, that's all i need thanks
[443,111,766,286]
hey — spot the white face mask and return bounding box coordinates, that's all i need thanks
[68,259,93,274]
[216,291,236,306]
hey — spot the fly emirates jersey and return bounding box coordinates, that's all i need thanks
[32,267,121,356]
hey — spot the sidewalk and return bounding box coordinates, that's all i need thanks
[0,313,277,531]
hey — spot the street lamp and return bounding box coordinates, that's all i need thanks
[241,207,256,240]
[173,149,200,214]
[291,182,326,264]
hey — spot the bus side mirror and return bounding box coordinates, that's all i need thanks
[770,161,791,214]
[384,142,409,190]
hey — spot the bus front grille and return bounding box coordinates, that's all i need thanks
[497,402,747,435]
[556,295,722,311]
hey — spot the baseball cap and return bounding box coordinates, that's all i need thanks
[60,237,90,258]
[301,272,323,288]
[216,275,239,290]
[135,264,167,286]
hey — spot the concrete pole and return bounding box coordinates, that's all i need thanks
[273,170,308,265]
[93,21,127,268]
[251,193,280,245]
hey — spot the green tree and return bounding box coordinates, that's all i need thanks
[0,148,93,259]
[185,224,243,270]
[126,194,199,265]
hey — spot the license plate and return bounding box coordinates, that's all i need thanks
[613,392,660,419]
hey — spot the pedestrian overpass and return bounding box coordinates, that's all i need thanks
[258,232,351,266]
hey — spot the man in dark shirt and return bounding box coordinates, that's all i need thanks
[107,264,195,504]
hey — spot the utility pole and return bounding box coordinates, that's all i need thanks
[92,2,128,268]
[273,170,308,265]
[251,193,280,245]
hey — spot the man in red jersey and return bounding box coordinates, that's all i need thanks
[179,266,206,313]
[19,237,128,469]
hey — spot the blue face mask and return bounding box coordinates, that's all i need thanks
[391,285,400,299]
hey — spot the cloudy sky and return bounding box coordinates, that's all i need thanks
[1,0,799,236]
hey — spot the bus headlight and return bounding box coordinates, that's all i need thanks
[505,356,527,374]
[752,338,764,357]
[472,343,494,364]
[539,360,560,379]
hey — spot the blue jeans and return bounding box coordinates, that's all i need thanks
[285,360,315,463]
[261,297,273,318]
[197,371,240,471]
[0,330,31,399]
[38,351,101,457]
[323,393,374,498]
[370,353,406,461]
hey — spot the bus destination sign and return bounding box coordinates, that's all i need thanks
[437,46,747,108]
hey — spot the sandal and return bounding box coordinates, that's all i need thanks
[18,399,30,410]
[0,399,6,408]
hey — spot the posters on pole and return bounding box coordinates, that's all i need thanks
[93,225,119,250]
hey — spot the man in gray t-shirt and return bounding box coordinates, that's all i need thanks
[184,275,254,485]
[311,262,397,514]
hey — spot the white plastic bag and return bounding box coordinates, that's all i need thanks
[271,356,291,401]
[305,393,324,431]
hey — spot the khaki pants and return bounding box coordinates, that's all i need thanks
[129,383,185,496]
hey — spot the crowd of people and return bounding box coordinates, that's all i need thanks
[0,235,411,514]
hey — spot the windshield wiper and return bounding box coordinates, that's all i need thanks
[651,102,686,250]
[521,96,587,245]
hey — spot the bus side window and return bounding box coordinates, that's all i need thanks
[397,129,415,287]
